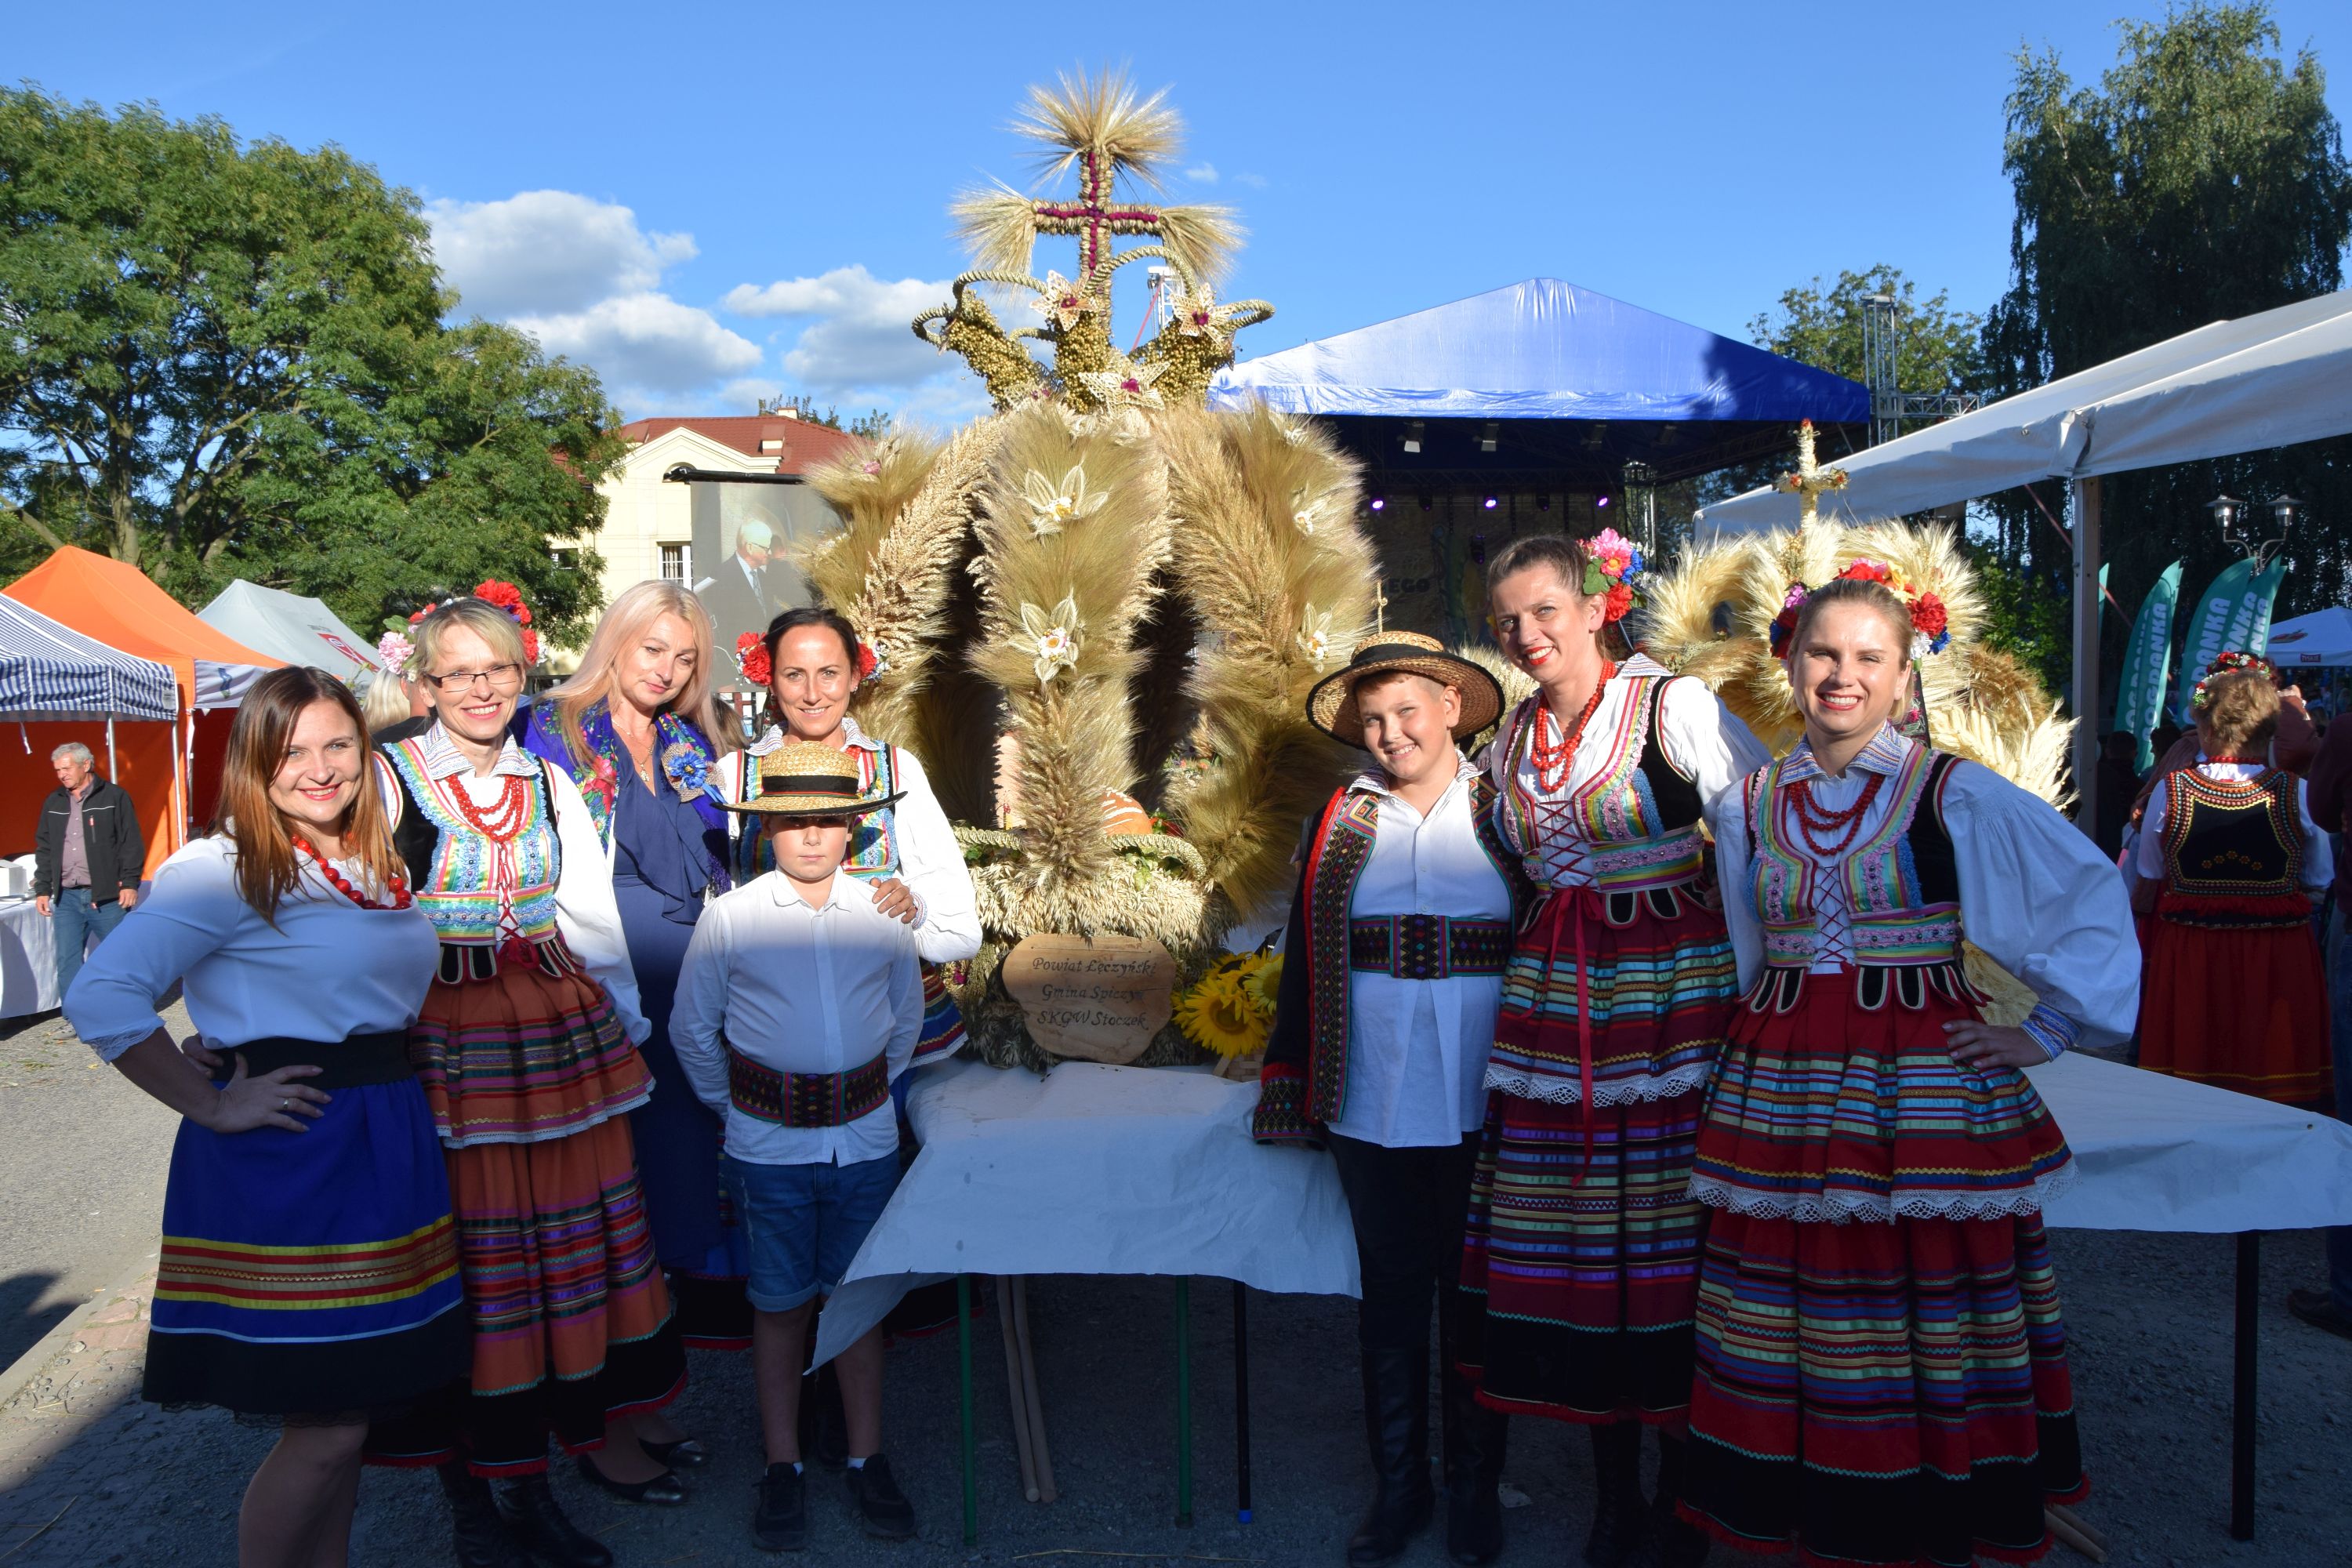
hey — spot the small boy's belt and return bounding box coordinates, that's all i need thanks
[1347,915,1512,981]
[725,1044,891,1127]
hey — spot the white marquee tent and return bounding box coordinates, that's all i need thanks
[197,580,388,688]
[2266,606,2352,670]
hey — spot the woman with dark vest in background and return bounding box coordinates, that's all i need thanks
[370,596,681,1568]
[2132,653,2332,1105]
[67,667,464,1568]
[1465,532,1770,1568]
[1688,575,2138,1567]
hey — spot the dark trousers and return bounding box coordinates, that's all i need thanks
[1327,1131,1480,1356]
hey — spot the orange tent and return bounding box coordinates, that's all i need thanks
[5,547,283,875]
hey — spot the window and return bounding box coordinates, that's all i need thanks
[550,547,579,572]
[759,438,786,453]
[659,543,689,582]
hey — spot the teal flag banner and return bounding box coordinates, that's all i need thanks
[2172,559,2256,726]
[2114,561,2182,773]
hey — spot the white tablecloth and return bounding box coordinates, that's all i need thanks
[814,1050,2352,1363]
[0,898,58,1019]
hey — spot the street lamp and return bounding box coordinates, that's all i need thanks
[2209,492,2299,572]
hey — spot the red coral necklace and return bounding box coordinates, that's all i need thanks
[292,836,413,911]
[445,773,532,841]
[1529,662,1616,792]
[1784,773,1884,857]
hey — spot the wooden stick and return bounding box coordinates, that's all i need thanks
[996,1276,1040,1501]
[2044,1508,2107,1563]
[1013,1276,1058,1502]
[2047,1503,2108,1553]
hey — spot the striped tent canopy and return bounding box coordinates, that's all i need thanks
[0,594,177,722]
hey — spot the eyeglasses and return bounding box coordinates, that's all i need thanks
[426,663,524,695]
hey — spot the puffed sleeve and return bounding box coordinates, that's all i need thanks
[545,763,650,1044]
[1702,775,1766,992]
[64,839,245,1061]
[1945,763,2140,1055]
[886,746,982,965]
[1660,677,1775,802]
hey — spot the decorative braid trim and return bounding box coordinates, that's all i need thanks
[1250,1067,1323,1147]
[1687,1157,2077,1225]
[1482,1061,1713,1107]
[2018,1004,2077,1062]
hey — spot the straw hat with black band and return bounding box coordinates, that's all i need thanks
[722,739,905,818]
[1305,630,1504,744]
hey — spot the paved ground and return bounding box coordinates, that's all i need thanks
[3,1014,2349,1565]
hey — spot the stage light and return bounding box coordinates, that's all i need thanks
[1482,496,1497,510]
[1369,495,1386,513]
[1419,495,1433,512]
[1403,420,1425,455]
[1479,422,1498,454]
[1596,495,1611,509]
[1537,496,1551,513]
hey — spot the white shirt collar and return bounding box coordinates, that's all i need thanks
[1781,724,1911,785]
[746,714,881,758]
[417,721,540,780]
[759,866,874,916]
[1348,750,1476,802]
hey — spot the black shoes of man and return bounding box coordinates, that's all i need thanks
[753,1454,916,1551]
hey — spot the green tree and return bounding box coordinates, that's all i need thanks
[1984,4,2352,666]
[1748,264,1986,426]
[0,89,623,641]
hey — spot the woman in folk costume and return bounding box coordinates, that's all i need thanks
[1685,575,2139,1568]
[520,580,735,1489]
[66,668,466,1568]
[1459,532,1771,1568]
[2132,655,2332,1105]
[368,596,681,1568]
[1253,632,1521,1568]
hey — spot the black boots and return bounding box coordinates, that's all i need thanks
[1441,1369,1508,1565]
[1348,1345,1436,1566]
[1628,1435,1708,1568]
[493,1472,615,1568]
[1584,1422,1647,1568]
[437,1463,528,1568]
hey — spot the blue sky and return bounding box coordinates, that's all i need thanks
[21,2,2352,426]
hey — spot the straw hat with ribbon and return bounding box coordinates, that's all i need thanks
[1306,630,1504,743]
[722,739,905,818]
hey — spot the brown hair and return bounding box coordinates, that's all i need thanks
[210,667,403,922]
[410,597,528,677]
[1485,533,1592,598]
[2197,670,2280,756]
[543,581,735,768]
[1786,577,1914,662]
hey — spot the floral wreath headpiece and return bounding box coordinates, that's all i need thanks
[379,582,541,672]
[469,579,541,666]
[2189,650,2275,710]
[1582,528,1645,625]
[732,628,890,691]
[1766,559,1951,662]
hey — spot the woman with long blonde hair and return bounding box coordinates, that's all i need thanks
[65,666,463,1568]
[522,579,738,1478]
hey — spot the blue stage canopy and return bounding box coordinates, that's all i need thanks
[1210,278,1867,426]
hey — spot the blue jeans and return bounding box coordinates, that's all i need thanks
[2328,906,2352,1312]
[51,887,127,1004]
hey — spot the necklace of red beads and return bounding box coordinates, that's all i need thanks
[1784,771,1885,858]
[292,836,414,911]
[1528,662,1617,792]
[444,773,533,842]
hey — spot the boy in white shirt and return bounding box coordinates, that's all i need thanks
[670,740,924,1551]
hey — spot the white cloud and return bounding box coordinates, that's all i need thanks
[511,293,761,397]
[717,376,783,412]
[1184,162,1219,184]
[427,191,696,318]
[722,265,960,394]
[1234,172,1269,190]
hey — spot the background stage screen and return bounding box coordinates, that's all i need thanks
[686,479,844,688]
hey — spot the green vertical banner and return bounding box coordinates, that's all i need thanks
[2229,558,2288,657]
[2172,559,2256,726]
[2114,561,2182,773]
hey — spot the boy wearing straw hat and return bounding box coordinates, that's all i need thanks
[670,740,924,1551]
[1254,631,1526,1568]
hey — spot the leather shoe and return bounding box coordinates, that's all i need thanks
[643,1436,710,1469]
[574,1453,688,1506]
[493,1473,614,1568]
[436,1463,529,1568]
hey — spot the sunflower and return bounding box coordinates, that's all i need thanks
[1174,970,1270,1058]
[1240,953,1283,1014]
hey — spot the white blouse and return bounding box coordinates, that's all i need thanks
[1490,655,1772,884]
[1327,757,1513,1149]
[1704,731,2142,1053]
[2134,757,2333,890]
[713,717,982,966]
[66,836,440,1061]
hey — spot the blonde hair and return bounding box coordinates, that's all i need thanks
[410,597,528,677]
[543,581,735,764]
[2197,670,2279,756]
[360,670,412,731]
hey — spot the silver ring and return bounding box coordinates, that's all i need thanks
[278,1097,291,1112]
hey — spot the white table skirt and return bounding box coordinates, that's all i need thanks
[812,1049,2352,1364]
[0,898,58,1019]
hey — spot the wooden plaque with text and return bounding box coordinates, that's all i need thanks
[1000,934,1178,1064]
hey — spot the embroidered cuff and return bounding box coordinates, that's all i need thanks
[2019,1004,2078,1062]
[1250,1066,1323,1147]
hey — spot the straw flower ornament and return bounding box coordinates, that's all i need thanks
[1022,463,1111,538]
[1075,357,1167,412]
[1013,595,1085,684]
[1297,604,1337,670]
[1169,285,1242,342]
[1290,488,1322,536]
[1034,271,1098,332]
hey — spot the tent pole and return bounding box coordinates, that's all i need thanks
[2070,477,2103,840]
[106,716,116,779]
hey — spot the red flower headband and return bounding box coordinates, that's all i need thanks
[2190,650,2275,710]
[1768,560,1951,661]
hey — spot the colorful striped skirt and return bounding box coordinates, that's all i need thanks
[1457,888,1736,1425]
[1681,967,2085,1566]
[144,1033,469,1418]
[2137,916,2332,1105]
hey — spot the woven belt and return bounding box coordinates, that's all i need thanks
[1347,915,1512,980]
[726,1044,891,1127]
[217,1031,412,1091]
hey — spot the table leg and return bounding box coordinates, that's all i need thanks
[1174,1275,1194,1528]
[1232,1279,1253,1524]
[2231,1232,2260,1542]
[958,1274,978,1548]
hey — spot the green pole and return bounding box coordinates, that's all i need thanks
[957,1274,978,1547]
[1174,1275,1193,1527]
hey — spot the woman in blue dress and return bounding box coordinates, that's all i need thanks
[524,579,738,1499]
